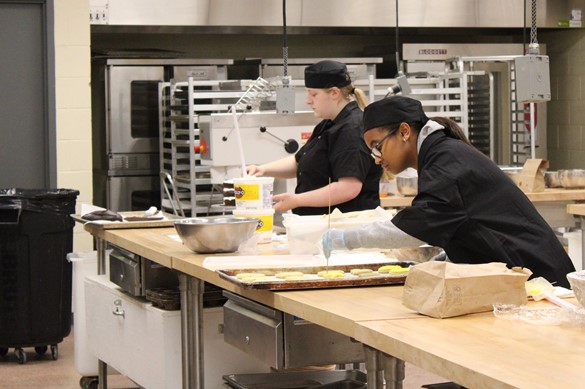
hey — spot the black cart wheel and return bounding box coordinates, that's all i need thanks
[79,376,99,389]
[34,345,48,355]
[15,348,27,364]
[87,378,98,389]
[50,344,58,360]
[0,348,8,357]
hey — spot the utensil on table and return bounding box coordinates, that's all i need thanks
[526,277,577,310]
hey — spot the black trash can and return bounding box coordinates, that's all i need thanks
[0,188,79,363]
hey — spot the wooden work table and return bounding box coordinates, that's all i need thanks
[381,188,585,208]
[356,310,585,389]
[84,224,585,389]
[382,188,585,229]
[85,226,420,337]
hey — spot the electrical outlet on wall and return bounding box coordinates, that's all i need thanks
[89,0,109,25]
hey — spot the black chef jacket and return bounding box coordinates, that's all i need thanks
[392,130,575,288]
[294,101,382,216]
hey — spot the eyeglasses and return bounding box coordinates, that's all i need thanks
[370,131,394,159]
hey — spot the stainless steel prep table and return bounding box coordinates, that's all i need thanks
[83,225,585,389]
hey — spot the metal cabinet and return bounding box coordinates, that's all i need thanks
[223,291,365,369]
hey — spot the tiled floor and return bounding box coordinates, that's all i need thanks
[0,328,138,389]
[0,326,448,389]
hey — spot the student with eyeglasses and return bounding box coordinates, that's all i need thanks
[246,60,382,216]
[323,95,574,288]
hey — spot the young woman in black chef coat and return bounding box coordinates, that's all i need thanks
[324,95,575,288]
[246,60,382,216]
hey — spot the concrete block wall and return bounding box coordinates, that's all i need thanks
[54,0,93,251]
[543,28,585,170]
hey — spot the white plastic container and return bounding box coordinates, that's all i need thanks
[233,208,275,243]
[233,176,274,209]
[68,251,99,376]
[564,231,583,271]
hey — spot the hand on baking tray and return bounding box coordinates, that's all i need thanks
[322,228,347,258]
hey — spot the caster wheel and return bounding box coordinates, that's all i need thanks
[35,345,48,355]
[0,348,8,357]
[50,344,58,360]
[87,378,99,389]
[15,348,27,364]
[80,376,98,389]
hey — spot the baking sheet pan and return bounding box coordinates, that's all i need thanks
[217,262,413,290]
[72,212,182,229]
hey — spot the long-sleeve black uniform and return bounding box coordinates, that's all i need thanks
[392,130,575,288]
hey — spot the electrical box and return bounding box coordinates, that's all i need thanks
[276,84,296,114]
[514,55,551,103]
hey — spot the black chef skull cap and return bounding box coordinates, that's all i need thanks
[363,96,429,134]
[304,60,352,89]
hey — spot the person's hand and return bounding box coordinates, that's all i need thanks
[246,165,264,176]
[272,193,299,212]
[322,229,346,258]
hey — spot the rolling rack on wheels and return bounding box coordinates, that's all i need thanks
[0,188,79,364]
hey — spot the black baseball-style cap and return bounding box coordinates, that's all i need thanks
[304,60,352,89]
[363,96,429,134]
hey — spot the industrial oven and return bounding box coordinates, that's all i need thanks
[91,58,233,212]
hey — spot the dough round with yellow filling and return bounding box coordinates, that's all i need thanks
[284,275,313,281]
[275,271,304,279]
[378,265,410,274]
[318,270,345,278]
[321,272,346,279]
[350,268,374,275]
[356,271,379,278]
[240,276,262,283]
[240,275,279,283]
[236,272,266,279]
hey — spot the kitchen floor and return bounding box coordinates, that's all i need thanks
[0,325,449,389]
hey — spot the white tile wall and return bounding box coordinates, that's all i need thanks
[54,1,93,251]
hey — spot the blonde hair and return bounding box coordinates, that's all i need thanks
[339,84,369,111]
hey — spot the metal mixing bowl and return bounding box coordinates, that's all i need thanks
[559,169,585,188]
[174,216,258,253]
[396,176,418,196]
[567,271,585,308]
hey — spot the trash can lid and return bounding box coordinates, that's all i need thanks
[0,188,80,199]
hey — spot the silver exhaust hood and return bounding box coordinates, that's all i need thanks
[93,0,575,29]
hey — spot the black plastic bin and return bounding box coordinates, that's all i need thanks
[0,188,79,363]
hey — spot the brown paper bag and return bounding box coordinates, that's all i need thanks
[516,159,549,193]
[402,262,531,318]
